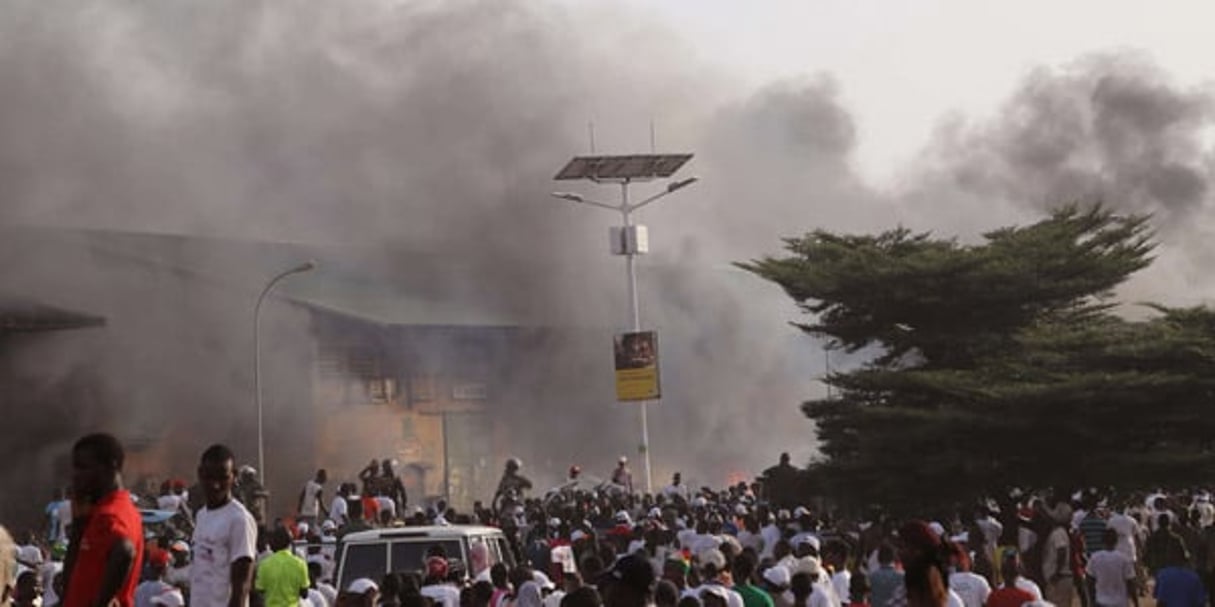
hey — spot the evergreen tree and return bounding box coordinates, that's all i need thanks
[742,206,1215,512]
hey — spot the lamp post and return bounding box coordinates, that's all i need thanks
[254,260,315,501]
[552,158,697,494]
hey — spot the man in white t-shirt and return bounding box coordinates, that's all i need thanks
[190,444,257,607]
[824,540,851,607]
[760,512,783,560]
[1086,529,1138,607]
[374,494,396,523]
[297,470,328,527]
[327,484,350,528]
[1041,520,1073,607]
[1107,508,1142,564]
[662,473,690,502]
[999,548,1044,601]
[947,542,991,607]
[1194,495,1215,529]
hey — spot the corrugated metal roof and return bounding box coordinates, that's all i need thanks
[0,296,106,333]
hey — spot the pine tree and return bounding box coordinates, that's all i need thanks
[742,206,1215,512]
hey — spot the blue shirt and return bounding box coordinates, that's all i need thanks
[1155,566,1206,607]
[870,565,905,607]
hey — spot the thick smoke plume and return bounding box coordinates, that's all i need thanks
[1,1,1213,527]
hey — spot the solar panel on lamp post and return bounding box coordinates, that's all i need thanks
[551,153,697,494]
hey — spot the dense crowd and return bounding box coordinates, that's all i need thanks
[5,435,1213,607]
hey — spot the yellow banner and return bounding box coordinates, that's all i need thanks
[614,331,660,401]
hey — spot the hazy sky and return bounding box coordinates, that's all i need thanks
[583,0,1215,183]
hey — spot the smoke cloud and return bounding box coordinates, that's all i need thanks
[1,1,1213,526]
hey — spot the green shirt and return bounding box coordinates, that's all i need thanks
[737,583,776,607]
[255,549,310,607]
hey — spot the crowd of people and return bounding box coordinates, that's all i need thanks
[5,437,1215,607]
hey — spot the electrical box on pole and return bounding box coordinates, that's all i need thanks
[609,225,649,256]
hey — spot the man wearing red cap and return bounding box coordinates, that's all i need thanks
[420,556,460,607]
[134,552,176,607]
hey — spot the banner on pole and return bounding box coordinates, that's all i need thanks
[614,331,660,401]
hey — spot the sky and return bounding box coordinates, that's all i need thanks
[587,0,1215,183]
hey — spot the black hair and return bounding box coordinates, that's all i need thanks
[381,573,403,598]
[825,539,851,560]
[877,542,896,565]
[562,587,603,607]
[655,581,679,607]
[790,572,813,606]
[200,444,236,466]
[490,563,509,588]
[849,571,871,603]
[73,433,125,470]
[268,527,292,551]
[732,553,757,581]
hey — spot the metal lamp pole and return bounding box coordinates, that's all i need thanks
[552,177,697,493]
[254,260,315,504]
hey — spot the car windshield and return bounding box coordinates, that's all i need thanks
[391,540,463,576]
[339,543,388,590]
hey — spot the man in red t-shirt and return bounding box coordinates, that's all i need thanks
[988,551,1038,607]
[62,433,144,607]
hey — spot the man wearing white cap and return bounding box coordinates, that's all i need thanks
[345,579,378,607]
[760,565,793,607]
[611,458,634,495]
[686,549,743,607]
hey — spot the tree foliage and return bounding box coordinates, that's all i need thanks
[741,205,1215,513]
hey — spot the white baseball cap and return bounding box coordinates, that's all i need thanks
[762,565,791,588]
[698,549,726,572]
[795,535,821,553]
[348,578,379,594]
[151,590,185,607]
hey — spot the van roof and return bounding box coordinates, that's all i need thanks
[340,525,504,543]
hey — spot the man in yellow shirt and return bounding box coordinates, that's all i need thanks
[255,528,309,607]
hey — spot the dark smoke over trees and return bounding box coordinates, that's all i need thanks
[745,206,1215,512]
[0,1,1213,525]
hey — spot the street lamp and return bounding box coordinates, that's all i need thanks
[551,153,697,493]
[254,260,315,501]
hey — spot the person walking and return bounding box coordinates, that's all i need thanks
[1087,529,1138,607]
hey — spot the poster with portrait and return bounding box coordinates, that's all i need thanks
[614,331,660,401]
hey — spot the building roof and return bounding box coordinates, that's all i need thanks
[0,295,106,333]
[1,225,530,328]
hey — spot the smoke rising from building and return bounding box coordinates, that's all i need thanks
[1,1,1213,524]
